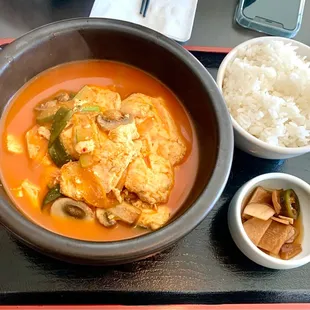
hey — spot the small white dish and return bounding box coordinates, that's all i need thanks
[90,0,198,42]
[228,173,310,269]
[216,36,310,160]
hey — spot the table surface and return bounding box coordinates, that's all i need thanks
[1,0,310,306]
[0,0,309,47]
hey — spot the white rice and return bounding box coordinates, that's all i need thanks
[223,41,310,148]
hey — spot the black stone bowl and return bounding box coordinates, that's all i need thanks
[0,18,233,265]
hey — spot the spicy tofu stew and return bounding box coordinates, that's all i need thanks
[0,60,198,241]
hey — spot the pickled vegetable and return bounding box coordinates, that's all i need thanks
[280,244,302,260]
[242,185,303,261]
[243,203,275,221]
[271,190,283,214]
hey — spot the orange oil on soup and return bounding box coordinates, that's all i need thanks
[0,60,199,241]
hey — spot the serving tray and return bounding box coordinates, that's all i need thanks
[0,46,310,305]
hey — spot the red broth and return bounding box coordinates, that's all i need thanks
[0,60,199,241]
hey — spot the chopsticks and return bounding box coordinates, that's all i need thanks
[140,0,150,17]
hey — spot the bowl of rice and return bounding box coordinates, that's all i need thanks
[217,37,310,159]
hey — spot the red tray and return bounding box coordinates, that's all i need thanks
[1,305,310,309]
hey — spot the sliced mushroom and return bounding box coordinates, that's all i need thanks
[34,100,58,112]
[96,208,117,227]
[108,202,141,225]
[96,112,133,131]
[55,92,70,102]
[50,198,94,221]
[103,109,123,120]
[96,203,141,227]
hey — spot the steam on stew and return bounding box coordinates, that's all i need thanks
[242,186,303,260]
[0,60,198,241]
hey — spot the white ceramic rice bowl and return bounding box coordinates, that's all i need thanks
[217,37,310,160]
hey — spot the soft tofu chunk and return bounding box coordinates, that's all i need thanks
[74,85,96,104]
[25,127,40,159]
[121,93,186,166]
[12,186,23,198]
[125,154,174,204]
[137,206,170,231]
[74,85,121,111]
[7,134,23,154]
[258,221,291,255]
[37,126,51,140]
[243,218,272,246]
[75,140,95,154]
[121,93,156,119]
[25,125,48,162]
[60,161,107,208]
[21,179,40,208]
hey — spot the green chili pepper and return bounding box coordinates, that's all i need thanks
[80,105,100,112]
[49,107,74,147]
[281,189,300,220]
[42,184,63,209]
[48,136,73,167]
